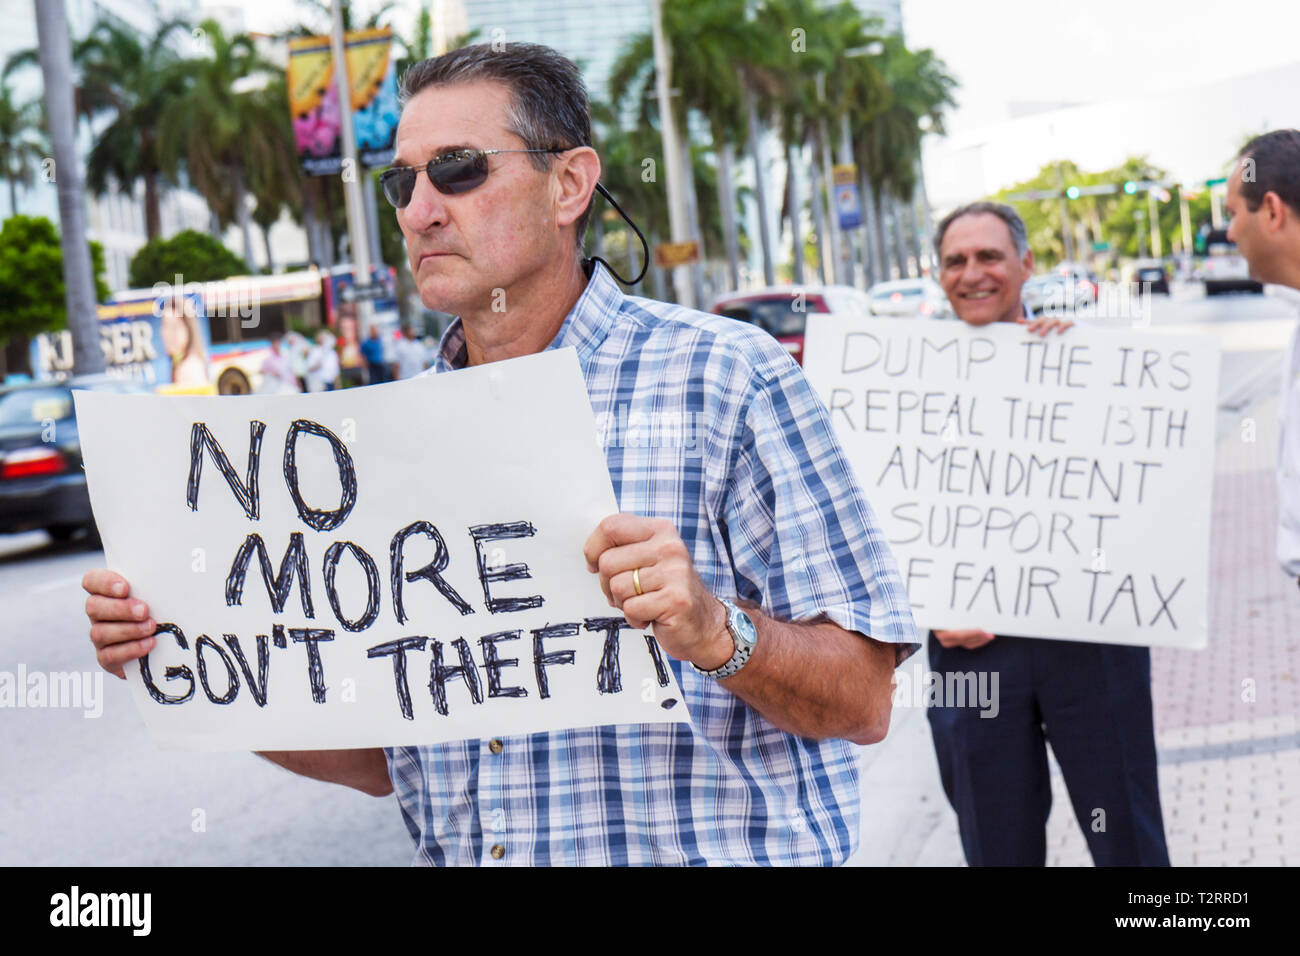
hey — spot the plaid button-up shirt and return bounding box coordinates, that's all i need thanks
[385,262,918,865]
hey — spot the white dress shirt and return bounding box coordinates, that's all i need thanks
[1273,284,1300,575]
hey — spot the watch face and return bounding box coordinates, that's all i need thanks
[729,605,758,646]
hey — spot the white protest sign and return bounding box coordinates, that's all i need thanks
[75,348,687,750]
[802,316,1218,649]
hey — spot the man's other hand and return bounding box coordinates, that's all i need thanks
[82,569,155,679]
[933,628,996,650]
[583,514,731,670]
[1017,315,1074,336]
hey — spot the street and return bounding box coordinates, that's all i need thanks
[0,287,1294,866]
[0,537,414,866]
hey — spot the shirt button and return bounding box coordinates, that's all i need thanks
[490,844,505,860]
[488,739,503,755]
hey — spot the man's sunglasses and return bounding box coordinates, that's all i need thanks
[379,147,569,208]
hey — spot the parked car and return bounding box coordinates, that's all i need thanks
[1022,273,1095,315]
[1199,228,1264,295]
[709,284,873,365]
[0,375,149,542]
[1052,261,1100,303]
[867,278,953,318]
[1132,259,1170,295]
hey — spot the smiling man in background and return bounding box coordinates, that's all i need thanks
[924,201,1170,867]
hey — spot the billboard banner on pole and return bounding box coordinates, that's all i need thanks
[288,27,399,176]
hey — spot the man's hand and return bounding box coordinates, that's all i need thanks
[82,569,156,679]
[933,628,995,650]
[1017,315,1074,336]
[583,514,732,671]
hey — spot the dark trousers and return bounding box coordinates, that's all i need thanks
[926,633,1170,866]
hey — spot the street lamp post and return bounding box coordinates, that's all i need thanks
[1055,161,1075,263]
[1147,188,1163,260]
[330,0,375,335]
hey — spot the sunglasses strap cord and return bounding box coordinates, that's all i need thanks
[585,182,650,287]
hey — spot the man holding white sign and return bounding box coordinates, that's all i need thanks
[81,43,918,866]
[921,203,1170,866]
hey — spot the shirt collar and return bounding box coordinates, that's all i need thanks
[435,260,621,372]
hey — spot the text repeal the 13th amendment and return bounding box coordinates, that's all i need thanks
[802,316,1219,649]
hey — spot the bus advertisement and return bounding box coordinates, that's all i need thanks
[30,266,399,394]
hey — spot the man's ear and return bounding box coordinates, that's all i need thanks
[1263,191,1290,233]
[1022,248,1035,274]
[554,147,602,230]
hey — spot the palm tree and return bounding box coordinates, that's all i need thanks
[160,19,284,265]
[753,0,829,286]
[0,79,45,214]
[247,75,304,273]
[851,37,955,280]
[811,2,888,285]
[72,18,191,241]
[33,0,103,374]
[609,0,757,290]
[6,16,193,241]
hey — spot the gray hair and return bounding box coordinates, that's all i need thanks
[934,201,1029,258]
[399,43,595,247]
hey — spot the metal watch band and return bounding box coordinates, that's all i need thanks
[692,599,756,679]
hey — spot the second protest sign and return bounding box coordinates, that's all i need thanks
[803,315,1219,649]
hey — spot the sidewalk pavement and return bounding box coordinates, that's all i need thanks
[848,393,1300,866]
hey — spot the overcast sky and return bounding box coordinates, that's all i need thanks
[901,0,1300,133]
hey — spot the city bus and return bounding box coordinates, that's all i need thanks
[30,265,399,394]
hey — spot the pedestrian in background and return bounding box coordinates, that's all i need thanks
[361,324,388,384]
[258,331,301,393]
[282,330,312,391]
[305,329,339,392]
[391,322,429,380]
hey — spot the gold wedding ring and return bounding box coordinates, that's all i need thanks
[632,567,644,596]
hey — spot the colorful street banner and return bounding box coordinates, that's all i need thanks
[653,240,700,269]
[833,163,862,230]
[288,27,400,176]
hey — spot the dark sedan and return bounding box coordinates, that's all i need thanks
[1133,260,1170,295]
[0,375,148,541]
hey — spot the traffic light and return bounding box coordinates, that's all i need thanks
[1066,186,1080,200]
[1123,181,1138,195]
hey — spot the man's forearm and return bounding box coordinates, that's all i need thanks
[710,609,896,745]
[256,748,393,797]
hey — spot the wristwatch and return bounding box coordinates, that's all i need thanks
[692,599,758,679]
